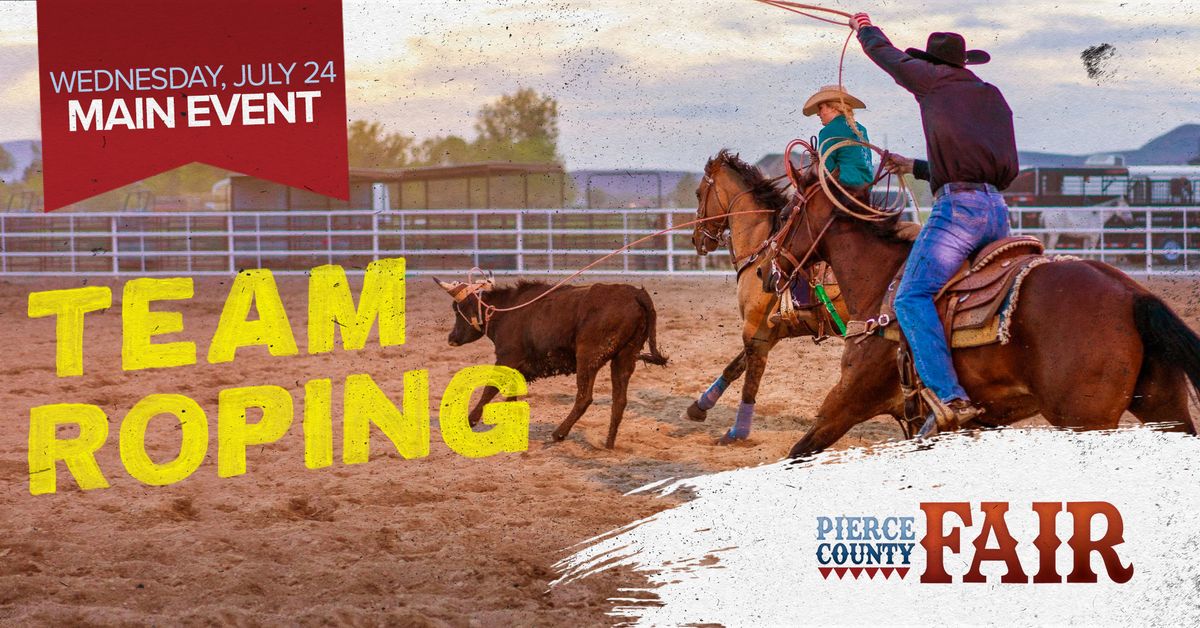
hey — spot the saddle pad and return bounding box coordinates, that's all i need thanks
[882,314,1001,348]
[878,246,1054,347]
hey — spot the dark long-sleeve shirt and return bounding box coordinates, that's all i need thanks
[857,26,1019,193]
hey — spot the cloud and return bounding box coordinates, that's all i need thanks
[0,2,36,46]
[0,44,40,142]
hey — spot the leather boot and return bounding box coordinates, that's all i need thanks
[920,389,983,432]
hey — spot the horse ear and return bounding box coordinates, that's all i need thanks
[800,164,819,188]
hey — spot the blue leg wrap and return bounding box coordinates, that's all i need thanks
[696,376,730,411]
[725,402,755,440]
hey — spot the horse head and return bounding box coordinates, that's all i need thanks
[692,151,739,255]
[693,149,797,257]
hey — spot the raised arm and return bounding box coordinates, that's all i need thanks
[850,14,938,97]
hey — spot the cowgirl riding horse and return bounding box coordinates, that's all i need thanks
[687,84,875,443]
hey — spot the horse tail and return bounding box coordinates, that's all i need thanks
[1134,294,1200,396]
[635,288,669,366]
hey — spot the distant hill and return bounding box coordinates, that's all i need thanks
[0,139,40,185]
[1019,124,1200,168]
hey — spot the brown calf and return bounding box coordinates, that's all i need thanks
[437,279,667,448]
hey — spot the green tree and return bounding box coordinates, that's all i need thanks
[0,145,13,174]
[472,88,559,163]
[413,135,475,166]
[0,145,12,200]
[140,163,229,197]
[22,142,42,191]
[347,120,414,169]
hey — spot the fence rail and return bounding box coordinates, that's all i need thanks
[0,206,1196,276]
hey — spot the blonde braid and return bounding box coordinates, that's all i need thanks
[829,100,866,142]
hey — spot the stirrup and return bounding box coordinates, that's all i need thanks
[919,388,968,432]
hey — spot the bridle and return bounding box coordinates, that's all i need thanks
[695,171,745,251]
[696,165,792,269]
[454,296,488,334]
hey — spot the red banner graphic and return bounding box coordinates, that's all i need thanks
[36,0,348,211]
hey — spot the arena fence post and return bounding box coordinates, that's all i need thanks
[666,209,675,273]
[226,213,234,274]
[622,211,629,273]
[70,215,77,274]
[372,212,380,262]
[516,211,525,272]
[1145,210,1152,274]
[472,212,480,269]
[110,216,118,274]
[186,214,193,274]
[255,214,262,270]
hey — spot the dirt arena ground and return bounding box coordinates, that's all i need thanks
[1,273,1197,624]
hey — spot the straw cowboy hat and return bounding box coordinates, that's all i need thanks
[906,32,990,67]
[802,84,866,117]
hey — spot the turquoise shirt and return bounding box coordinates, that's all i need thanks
[818,114,874,187]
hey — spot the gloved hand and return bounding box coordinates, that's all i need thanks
[882,153,914,175]
[849,12,872,32]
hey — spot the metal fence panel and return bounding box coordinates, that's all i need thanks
[0,206,1196,276]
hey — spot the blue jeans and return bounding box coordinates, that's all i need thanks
[895,183,1010,402]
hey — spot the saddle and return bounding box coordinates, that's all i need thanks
[773,261,844,337]
[880,235,1047,348]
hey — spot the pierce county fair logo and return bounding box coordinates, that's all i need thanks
[817,502,1134,584]
[816,515,915,580]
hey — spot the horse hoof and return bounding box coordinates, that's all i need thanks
[788,444,814,459]
[685,402,708,422]
[549,431,567,442]
[717,431,748,446]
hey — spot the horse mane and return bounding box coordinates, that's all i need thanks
[706,149,791,212]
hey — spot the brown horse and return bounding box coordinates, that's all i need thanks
[759,158,1200,457]
[688,150,850,444]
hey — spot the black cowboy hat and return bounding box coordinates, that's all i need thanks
[905,32,990,67]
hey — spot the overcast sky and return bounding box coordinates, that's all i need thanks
[1,0,1197,170]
